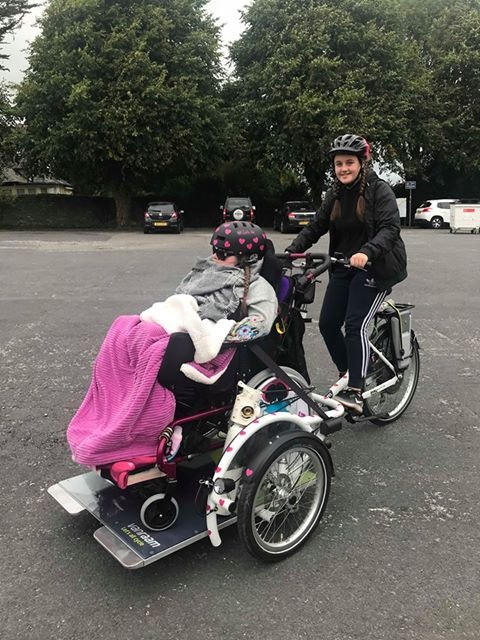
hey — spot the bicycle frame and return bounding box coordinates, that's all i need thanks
[323,338,400,402]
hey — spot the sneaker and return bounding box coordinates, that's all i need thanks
[336,388,364,414]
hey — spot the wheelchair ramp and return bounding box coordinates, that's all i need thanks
[48,469,236,569]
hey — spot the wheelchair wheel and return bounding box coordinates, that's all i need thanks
[247,366,312,416]
[364,330,420,425]
[140,494,179,532]
[237,433,331,561]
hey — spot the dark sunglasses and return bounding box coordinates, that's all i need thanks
[213,249,233,261]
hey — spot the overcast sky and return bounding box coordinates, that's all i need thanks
[0,0,251,85]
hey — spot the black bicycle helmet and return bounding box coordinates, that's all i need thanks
[210,221,267,261]
[329,134,370,160]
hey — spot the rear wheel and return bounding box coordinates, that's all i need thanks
[363,330,420,425]
[237,434,331,561]
[430,216,443,229]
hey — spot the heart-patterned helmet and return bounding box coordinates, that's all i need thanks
[210,221,267,261]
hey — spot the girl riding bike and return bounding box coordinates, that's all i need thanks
[285,134,407,414]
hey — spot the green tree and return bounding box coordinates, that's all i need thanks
[428,1,480,175]
[1,0,36,67]
[1,1,36,170]
[15,0,224,226]
[228,0,436,201]
[391,0,480,195]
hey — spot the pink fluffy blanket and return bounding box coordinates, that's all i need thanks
[67,315,235,466]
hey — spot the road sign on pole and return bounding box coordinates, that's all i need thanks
[405,180,417,190]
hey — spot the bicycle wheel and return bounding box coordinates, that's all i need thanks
[237,434,331,561]
[364,330,420,425]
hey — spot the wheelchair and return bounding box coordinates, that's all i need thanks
[48,252,346,567]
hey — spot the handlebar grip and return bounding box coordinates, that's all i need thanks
[332,256,372,269]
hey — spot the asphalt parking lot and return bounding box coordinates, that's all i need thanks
[1,227,479,640]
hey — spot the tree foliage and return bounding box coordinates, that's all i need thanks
[15,0,224,225]
[1,1,36,172]
[227,0,429,200]
[227,0,480,200]
[0,0,36,67]
[9,0,480,218]
[428,1,480,173]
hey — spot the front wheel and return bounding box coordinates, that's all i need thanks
[237,434,331,561]
[363,331,420,425]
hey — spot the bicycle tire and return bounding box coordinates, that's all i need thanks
[363,330,420,425]
[237,433,331,561]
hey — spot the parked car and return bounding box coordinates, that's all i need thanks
[273,201,316,233]
[144,201,184,233]
[220,196,256,222]
[414,199,456,229]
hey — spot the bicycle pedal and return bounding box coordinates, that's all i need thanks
[349,414,371,424]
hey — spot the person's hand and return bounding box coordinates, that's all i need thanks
[349,252,369,269]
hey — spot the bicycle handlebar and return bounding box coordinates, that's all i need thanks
[275,252,372,291]
[275,252,331,289]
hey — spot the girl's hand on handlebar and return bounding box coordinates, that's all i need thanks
[349,252,369,269]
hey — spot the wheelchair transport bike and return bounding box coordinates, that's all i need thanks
[48,252,419,568]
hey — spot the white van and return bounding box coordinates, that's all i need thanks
[414,199,457,229]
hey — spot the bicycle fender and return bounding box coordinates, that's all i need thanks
[241,431,334,484]
[411,329,420,349]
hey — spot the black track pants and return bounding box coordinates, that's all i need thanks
[319,267,389,389]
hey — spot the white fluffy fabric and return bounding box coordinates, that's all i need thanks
[140,294,235,363]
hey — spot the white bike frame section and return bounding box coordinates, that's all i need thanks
[324,339,400,401]
[205,332,403,547]
[206,382,344,547]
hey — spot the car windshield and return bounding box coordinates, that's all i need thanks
[148,203,174,213]
[288,201,314,211]
[226,198,250,208]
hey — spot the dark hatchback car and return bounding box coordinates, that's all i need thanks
[274,201,316,233]
[220,196,256,222]
[144,201,184,233]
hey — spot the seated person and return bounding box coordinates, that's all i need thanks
[66,222,278,467]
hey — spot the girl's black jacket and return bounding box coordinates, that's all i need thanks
[285,170,407,291]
